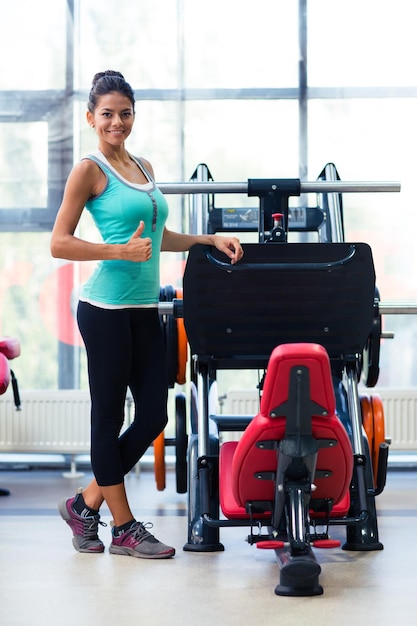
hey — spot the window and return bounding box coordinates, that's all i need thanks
[0,0,414,389]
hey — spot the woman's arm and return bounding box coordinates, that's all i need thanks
[142,158,243,264]
[50,160,152,262]
[161,228,244,265]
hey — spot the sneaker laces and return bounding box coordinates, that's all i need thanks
[81,515,107,540]
[130,521,159,544]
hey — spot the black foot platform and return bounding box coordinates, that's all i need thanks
[275,551,323,597]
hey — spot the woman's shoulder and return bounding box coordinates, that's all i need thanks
[132,155,155,180]
[70,157,105,181]
[81,150,107,168]
[65,158,99,183]
[68,156,107,198]
[137,156,153,171]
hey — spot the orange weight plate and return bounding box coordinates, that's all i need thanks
[371,394,385,483]
[361,395,373,450]
[175,288,188,385]
[153,431,166,491]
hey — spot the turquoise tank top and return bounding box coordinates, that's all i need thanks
[80,151,168,307]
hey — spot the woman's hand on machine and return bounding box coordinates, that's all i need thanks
[212,235,244,265]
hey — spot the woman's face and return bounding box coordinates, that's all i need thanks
[87,91,135,147]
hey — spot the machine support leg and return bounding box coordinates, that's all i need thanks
[183,434,224,552]
[343,446,383,551]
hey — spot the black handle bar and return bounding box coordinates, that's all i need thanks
[205,244,357,272]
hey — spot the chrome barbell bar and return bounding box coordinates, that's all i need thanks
[379,303,417,315]
[157,180,401,195]
[158,301,417,316]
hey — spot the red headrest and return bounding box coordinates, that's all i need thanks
[260,343,335,418]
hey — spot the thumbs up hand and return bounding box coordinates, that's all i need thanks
[124,221,152,261]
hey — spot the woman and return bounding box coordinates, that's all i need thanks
[51,70,243,559]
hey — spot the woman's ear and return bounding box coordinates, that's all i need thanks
[86,110,95,128]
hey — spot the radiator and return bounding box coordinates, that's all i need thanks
[0,390,92,454]
[225,388,417,451]
[0,387,416,454]
[372,389,417,450]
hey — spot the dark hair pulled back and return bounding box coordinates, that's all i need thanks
[88,70,135,113]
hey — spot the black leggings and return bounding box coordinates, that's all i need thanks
[77,301,168,486]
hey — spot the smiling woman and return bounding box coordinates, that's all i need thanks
[49,68,243,560]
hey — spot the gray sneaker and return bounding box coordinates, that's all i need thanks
[109,521,175,559]
[58,496,106,553]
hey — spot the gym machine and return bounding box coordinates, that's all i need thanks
[156,163,408,595]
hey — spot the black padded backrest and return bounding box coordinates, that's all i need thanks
[183,242,376,369]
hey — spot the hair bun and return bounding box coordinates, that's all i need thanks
[88,71,135,113]
[92,70,125,87]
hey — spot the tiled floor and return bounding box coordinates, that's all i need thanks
[0,463,416,626]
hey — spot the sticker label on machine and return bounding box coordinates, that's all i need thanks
[221,208,258,229]
[289,207,307,229]
[221,207,307,230]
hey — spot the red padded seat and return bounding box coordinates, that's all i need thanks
[0,337,20,396]
[0,337,21,360]
[219,343,353,521]
[0,352,10,395]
